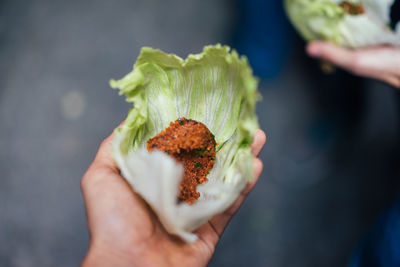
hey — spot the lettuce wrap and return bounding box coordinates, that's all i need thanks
[109,44,259,242]
[284,0,400,48]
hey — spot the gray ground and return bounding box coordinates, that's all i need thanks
[1,1,400,266]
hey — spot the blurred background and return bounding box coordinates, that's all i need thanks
[1,0,400,266]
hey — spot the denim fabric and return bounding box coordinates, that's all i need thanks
[232,0,292,79]
[349,196,400,267]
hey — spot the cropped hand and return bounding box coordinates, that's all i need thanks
[81,128,266,267]
[307,41,400,88]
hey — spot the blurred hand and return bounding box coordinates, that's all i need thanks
[307,41,400,88]
[81,128,266,267]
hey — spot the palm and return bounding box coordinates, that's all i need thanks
[81,129,265,266]
[84,168,214,266]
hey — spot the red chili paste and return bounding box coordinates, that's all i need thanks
[147,118,216,204]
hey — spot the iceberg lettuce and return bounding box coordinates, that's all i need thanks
[109,45,259,242]
[284,0,400,48]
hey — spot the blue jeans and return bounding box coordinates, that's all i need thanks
[232,0,291,79]
[349,196,400,267]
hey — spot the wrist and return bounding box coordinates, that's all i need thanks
[82,238,174,267]
[82,241,137,267]
[82,234,209,267]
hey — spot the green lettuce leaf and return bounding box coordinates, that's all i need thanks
[284,0,400,48]
[109,44,259,242]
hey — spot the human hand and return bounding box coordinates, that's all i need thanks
[81,128,266,267]
[306,41,400,88]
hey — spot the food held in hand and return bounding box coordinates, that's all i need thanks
[110,44,259,242]
[285,0,400,48]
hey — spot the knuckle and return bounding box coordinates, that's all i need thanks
[80,171,91,191]
[80,163,102,190]
[224,202,240,218]
[99,138,110,151]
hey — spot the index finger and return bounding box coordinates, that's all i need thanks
[307,41,356,70]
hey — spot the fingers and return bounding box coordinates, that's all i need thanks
[381,75,400,89]
[217,158,263,221]
[251,129,267,156]
[307,42,356,71]
[307,42,400,88]
[202,130,265,243]
[198,157,263,246]
[241,158,263,196]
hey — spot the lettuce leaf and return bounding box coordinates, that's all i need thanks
[110,44,259,242]
[284,0,400,48]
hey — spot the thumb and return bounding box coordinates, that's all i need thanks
[306,41,357,71]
